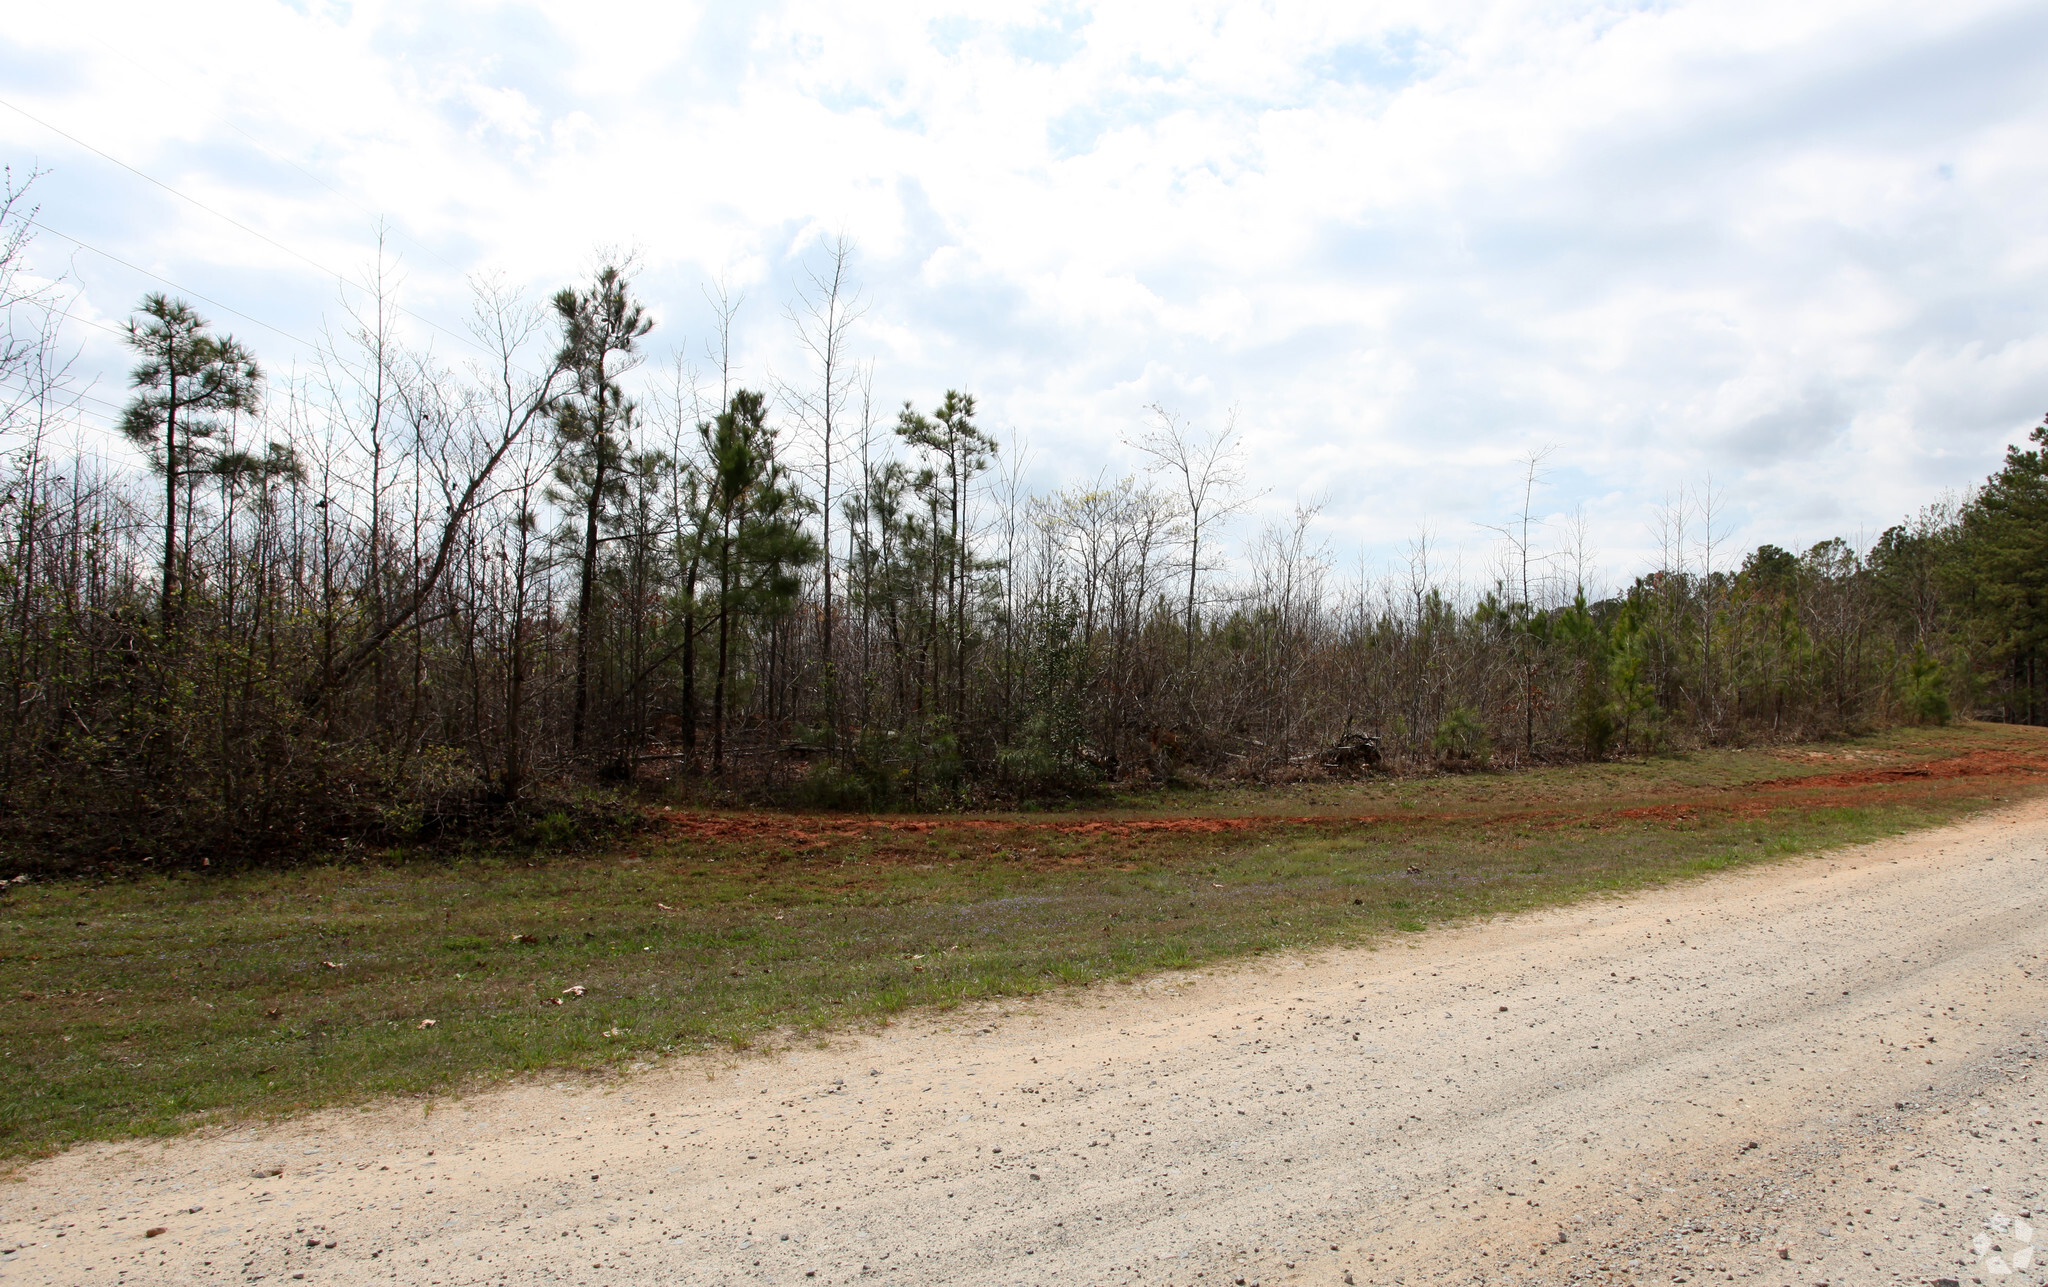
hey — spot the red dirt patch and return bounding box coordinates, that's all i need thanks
[1751,749,2048,791]
[650,746,2048,856]
[656,811,1275,846]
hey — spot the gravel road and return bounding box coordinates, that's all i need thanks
[7,800,2048,1287]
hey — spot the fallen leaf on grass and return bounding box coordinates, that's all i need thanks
[417,1019,437,1029]
[321,961,344,969]
[602,1028,624,1038]
[546,997,563,1006]
[511,933,538,944]
[656,903,677,912]
[562,985,587,997]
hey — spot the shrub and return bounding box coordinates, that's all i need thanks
[1433,705,1491,768]
[1901,645,1952,725]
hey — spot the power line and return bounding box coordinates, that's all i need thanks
[6,293,130,344]
[29,217,314,347]
[0,376,306,453]
[0,95,495,360]
[53,308,131,343]
[2,97,356,291]
[0,374,125,418]
[85,32,475,284]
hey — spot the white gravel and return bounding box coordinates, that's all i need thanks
[6,799,2048,1287]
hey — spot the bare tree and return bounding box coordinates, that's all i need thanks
[313,241,403,709]
[704,275,744,411]
[783,234,865,751]
[1561,502,1600,598]
[301,277,567,711]
[1130,404,1255,661]
[1482,446,1556,761]
[0,167,82,452]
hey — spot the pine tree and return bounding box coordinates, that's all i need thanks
[119,294,261,634]
[701,389,818,770]
[895,391,994,725]
[551,265,653,755]
[1961,418,2048,721]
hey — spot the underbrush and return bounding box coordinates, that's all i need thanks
[0,781,647,878]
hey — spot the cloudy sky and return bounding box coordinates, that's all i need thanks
[4,0,2046,586]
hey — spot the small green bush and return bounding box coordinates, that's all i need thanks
[1901,645,1952,725]
[1433,705,1491,767]
[531,811,582,849]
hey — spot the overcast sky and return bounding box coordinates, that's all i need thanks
[4,0,2046,588]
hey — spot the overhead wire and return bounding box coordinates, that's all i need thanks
[0,373,126,419]
[0,95,496,361]
[0,88,513,475]
[27,217,315,348]
[10,297,130,345]
[85,32,476,283]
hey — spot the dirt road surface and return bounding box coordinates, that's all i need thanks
[7,801,2048,1287]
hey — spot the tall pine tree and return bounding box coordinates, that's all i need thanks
[119,294,262,634]
[551,265,653,755]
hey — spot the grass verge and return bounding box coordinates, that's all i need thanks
[2,721,2044,1161]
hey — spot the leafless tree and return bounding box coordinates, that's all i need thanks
[1130,404,1255,661]
[301,276,567,712]
[783,234,865,749]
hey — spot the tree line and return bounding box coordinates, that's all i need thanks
[0,187,2042,867]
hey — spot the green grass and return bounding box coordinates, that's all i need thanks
[1,721,2042,1161]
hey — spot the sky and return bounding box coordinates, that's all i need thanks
[3,0,2046,590]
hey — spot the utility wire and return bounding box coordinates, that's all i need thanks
[12,295,130,344]
[28,217,314,347]
[0,374,125,418]
[0,95,494,360]
[57,310,131,343]
[86,32,475,283]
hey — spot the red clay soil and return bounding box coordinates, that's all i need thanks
[653,811,1274,845]
[649,748,2048,851]
[1749,747,2048,790]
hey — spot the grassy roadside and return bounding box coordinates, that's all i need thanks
[2,721,2044,1162]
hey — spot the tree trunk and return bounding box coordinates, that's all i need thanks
[161,379,179,634]
[681,553,700,751]
[503,531,531,801]
[712,513,735,771]
[570,358,608,754]
[822,441,834,753]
